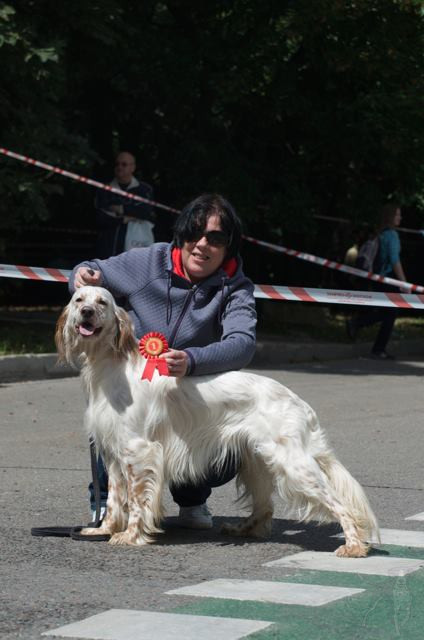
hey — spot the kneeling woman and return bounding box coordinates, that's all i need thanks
[70,193,257,528]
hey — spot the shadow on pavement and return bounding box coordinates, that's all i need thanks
[249,356,424,377]
[160,517,383,554]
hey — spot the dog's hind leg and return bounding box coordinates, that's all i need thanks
[221,455,274,538]
[109,439,164,547]
[80,459,128,537]
[273,446,371,558]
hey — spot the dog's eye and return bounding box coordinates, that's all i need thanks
[98,299,108,306]
[75,297,82,303]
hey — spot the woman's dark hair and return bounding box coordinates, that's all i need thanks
[173,193,242,258]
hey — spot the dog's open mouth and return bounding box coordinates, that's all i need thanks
[77,322,102,337]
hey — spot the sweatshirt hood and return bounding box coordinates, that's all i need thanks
[167,245,242,288]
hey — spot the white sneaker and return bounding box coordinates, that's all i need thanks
[90,504,106,523]
[177,503,213,529]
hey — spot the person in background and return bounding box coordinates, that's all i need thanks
[346,203,407,359]
[95,151,155,258]
[70,193,257,529]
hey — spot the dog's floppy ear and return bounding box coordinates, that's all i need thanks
[115,306,138,357]
[55,305,70,363]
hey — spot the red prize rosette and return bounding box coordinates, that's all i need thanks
[138,332,169,381]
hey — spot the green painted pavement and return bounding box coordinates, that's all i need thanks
[171,546,424,640]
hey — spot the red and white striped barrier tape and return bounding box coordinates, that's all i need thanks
[2,263,424,309]
[0,263,70,283]
[0,147,180,215]
[254,284,424,309]
[2,146,424,288]
[314,214,424,235]
[398,227,424,236]
[244,235,424,294]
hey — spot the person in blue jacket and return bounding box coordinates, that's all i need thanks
[95,151,155,258]
[346,203,407,359]
[70,193,257,529]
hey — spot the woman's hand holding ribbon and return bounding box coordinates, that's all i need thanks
[159,349,189,377]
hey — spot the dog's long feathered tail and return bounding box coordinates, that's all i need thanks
[271,397,380,545]
[317,453,381,544]
[275,448,380,545]
[303,400,379,544]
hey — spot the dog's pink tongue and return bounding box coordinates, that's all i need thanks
[79,324,95,336]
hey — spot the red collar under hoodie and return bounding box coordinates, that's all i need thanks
[171,247,237,280]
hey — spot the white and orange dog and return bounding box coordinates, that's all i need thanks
[56,286,379,556]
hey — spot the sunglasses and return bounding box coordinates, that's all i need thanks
[115,162,133,167]
[186,229,230,248]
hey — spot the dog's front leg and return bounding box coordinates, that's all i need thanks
[109,440,164,547]
[80,460,128,538]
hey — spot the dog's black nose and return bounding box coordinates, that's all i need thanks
[81,306,94,318]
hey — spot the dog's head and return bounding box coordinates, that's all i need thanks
[55,286,137,365]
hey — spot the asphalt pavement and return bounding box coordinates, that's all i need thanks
[2,334,424,382]
[1,350,424,639]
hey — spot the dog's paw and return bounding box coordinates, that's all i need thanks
[335,542,369,558]
[80,526,111,536]
[221,519,271,539]
[221,522,240,536]
[109,531,150,546]
[109,532,132,546]
[221,521,253,537]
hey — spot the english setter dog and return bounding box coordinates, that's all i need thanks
[56,286,379,557]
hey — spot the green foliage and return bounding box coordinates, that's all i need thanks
[0,317,56,354]
[0,0,97,229]
[2,0,424,247]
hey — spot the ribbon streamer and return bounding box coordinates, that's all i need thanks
[139,332,169,381]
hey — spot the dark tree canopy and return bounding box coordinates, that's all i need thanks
[1,0,424,262]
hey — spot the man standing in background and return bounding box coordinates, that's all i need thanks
[95,151,155,258]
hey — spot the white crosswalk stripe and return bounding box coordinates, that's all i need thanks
[42,609,272,640]
[405,512,424,522]
[167,578,364,606]
[264,550,424,576]
[372,527,424,547]
[332,527,424,548]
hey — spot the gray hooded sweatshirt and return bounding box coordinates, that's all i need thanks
[69,243,257,376]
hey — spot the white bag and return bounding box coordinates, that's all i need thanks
[124,220,155,251]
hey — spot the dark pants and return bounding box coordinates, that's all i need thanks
[89,453,239,509]
[356,307,397,353]
[169,454,239,507]
[355,281,398,354]
[89,454,109,509]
